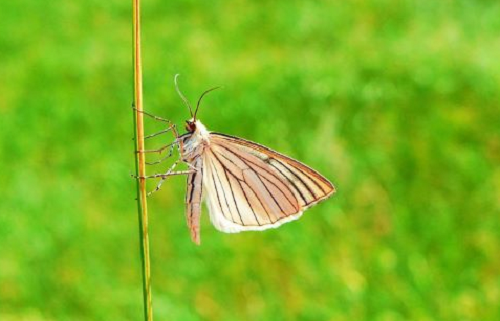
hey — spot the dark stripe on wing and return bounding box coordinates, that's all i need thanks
[270,159,317,200]
[260,175,288,218]
[266,160,309,205]
[211,132,334,195]
[208,156,231,221]
[187,168,197,204]
[214,145,301,209]
[212,149,288,222]
[209,151,244,225]
[278,158,329,195]
[237,179,261,226]
[226,171,245,225]
[241,169,274,223]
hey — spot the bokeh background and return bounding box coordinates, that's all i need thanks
[1,0,499,320]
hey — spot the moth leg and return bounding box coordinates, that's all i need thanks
[131,105,180,141]
[144,125,175,140]
[147,160,199,196]
[132,104,184,170]
[137,142,177,154]
[132,105,179,153]
[146,160,181,197]
[186,162,198,171]
[136,141,178,165]
[132,105,172,124]
[145,144,177,165]
[136,170,195,179]
[138,124,179,165]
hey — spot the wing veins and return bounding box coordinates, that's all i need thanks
[213,133,333,197]
[208,156,232,221]
[237,179,261,226]
[209,153,261,226]
[187,162,198,204]
[209,151,245,225]
[241,168,274,223]
[213,150,292,218]
[267,162,308,204]
[259,175,290,217]
[271,159,317,199]
[277,159,328,194]
[214,145,306,205]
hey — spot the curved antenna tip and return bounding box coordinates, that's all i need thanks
[194,85,222,120]
[174,74,193,117]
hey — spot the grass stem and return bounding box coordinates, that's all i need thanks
[132,0,153,320]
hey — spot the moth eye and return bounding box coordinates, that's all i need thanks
[185,121,196,132]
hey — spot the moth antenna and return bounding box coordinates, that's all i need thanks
[194,86,222,120]
[174,74,194,117]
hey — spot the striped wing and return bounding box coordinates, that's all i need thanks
[186,156,203,244]
[202,133,335,233]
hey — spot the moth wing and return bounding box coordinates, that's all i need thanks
[202,133,335,233]
[185,156,203,244]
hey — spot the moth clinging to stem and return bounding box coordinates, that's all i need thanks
[138,75,336,245]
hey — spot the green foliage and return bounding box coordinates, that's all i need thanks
[1,0,499,320]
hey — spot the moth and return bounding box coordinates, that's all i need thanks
[140,76,336,244]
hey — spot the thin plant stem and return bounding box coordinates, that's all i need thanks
[132,0,153,320]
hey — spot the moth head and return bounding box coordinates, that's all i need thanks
[185,118,197,132]
[174,74,222,133]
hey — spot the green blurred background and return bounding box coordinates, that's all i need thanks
[1,0,499,320]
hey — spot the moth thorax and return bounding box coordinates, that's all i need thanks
[194,120,210,141]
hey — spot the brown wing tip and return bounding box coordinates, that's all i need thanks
[190,228,201,245]
[329,182,337,195]
[324,178,336,194]
[319,180,336,202]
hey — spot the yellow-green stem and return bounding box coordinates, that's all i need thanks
[132,0,153,320]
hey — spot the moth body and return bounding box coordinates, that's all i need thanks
[179,119,209,163]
